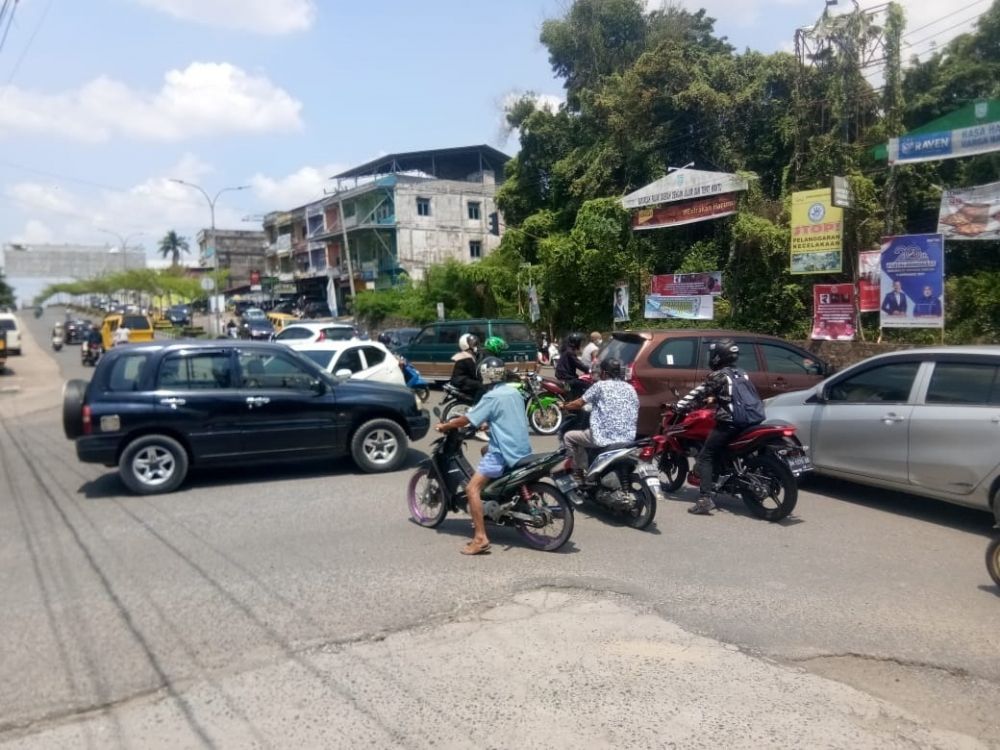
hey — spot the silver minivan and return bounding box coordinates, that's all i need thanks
[765,346,1000,521]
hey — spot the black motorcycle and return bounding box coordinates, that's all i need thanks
[81,339,103,367]
[406,408,575,551]
[440,383,476,422]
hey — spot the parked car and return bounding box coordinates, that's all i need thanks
[0,312,22,355]
[765,346,1000,520]
[273,322,357,344]
[596,330,831,436]
[397,318,539,382]
[292,341,406,386]
[61,340,429,494]
[239,308,275,340]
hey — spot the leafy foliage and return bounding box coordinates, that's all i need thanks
[0,271,15,309]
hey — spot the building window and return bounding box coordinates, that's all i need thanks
[469,240,482,259]
[467,201,481,220]
[416,197,431,217]
[343,202,356,218]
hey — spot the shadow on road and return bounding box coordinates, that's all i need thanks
[78,449,429,499]
[803,474,994,535]
[423,516,581,554]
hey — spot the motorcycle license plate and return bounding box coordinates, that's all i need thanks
[785,452,813,474]
[553,473,578,492]
[636,462,659,478]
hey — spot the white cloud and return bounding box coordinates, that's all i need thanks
[3,157,347,259]
[249,163,345,209]
[0,62,303,143]
[133,0,316,34]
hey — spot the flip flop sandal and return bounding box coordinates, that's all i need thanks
[461,541,491,556]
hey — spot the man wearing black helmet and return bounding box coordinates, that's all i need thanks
[436,356,532,555]
[555,332,590,398]
[561,357,639,485]
[675,338,758,515]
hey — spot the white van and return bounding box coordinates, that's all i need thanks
[0,313,21,355]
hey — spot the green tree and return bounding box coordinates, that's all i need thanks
[158,230,190,267]
[0,271,15,309]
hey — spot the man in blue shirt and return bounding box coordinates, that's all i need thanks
[435,356,531,555]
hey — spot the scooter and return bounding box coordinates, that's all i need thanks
[81,339,103,366]
[551,437,660,530]
[440,383,476,422]
[51,330,64,351]
[652,403,810,522]
[398,358,431,403]
[406,407,575,551]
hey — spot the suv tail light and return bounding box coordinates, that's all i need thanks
[626,364,647,395]
[82,405,92,435]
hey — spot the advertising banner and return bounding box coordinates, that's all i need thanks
[631,194,739,230]
[811,284,856,340]
[644,295,714,321]
[858,250,881,312]
[879,234,945,329]
[621,169,749,209]
[937,180,1000,240]
[527,285,540,323]
[888,121,1000,165]
[613,281,630,323]
[790,188,843,275]
[650,271,723,297]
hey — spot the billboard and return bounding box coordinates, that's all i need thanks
[650,271,723,297]
[811,284,856,340]
[790,188,843,275]
[889,121,1000,165]
[621,169,749,209]
[613,281,629,323]
[644,295,714,321]
[938,180,1000,240]
[858,251,881,312]
[631,194,739,230]
[879,234,945,329]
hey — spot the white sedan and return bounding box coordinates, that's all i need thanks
[291,341,405,386]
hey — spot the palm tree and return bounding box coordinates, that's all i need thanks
[158,230,190,267]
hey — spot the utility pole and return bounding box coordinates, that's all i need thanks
[337,198,357,303]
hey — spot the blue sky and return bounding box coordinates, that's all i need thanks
[0,0,982,282]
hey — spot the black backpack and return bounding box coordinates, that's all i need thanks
[726,367,766,427]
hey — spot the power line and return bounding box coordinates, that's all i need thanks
[4,0,52,85]
[902,0,989,40]
[0,0,19,57]
[907,12,988,49]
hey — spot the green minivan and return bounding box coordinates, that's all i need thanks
[398,319,538,382]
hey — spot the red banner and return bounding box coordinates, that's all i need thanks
[812,284,856,340]
[650,272,723,296]
[858,250,881,312]
[631,194,739,230]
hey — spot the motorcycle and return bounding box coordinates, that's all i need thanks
[511,371,564,436]
[551,437,660,530]
[653,403,811,522]
[440,382,476,422]
[81,339,103,367]
[988,533,1000,588]
[398,358,431,403]
[51,330,64,352]
[406,407,575,551]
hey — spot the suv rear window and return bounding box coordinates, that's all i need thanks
[123,315,151,330]
[601,336,642,366]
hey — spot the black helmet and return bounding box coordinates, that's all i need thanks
[708,338,739,370]
[377,332,392,345]
[565,332,584,350]
[478,356,506,385]
[599,357,625,380]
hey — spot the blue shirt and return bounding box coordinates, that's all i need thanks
[465,383,532,468]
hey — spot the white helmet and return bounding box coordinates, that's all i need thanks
[459,333,479,352]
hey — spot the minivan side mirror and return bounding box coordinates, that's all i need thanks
[334,368,352,382]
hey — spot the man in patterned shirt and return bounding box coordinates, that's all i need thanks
[560,357,638,482]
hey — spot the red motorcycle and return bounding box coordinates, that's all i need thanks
[643,404,811,522]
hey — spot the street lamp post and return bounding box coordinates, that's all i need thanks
[97,229,143,307]
[170,179,250,336]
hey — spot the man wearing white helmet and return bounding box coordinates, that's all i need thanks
[449,332,483,402]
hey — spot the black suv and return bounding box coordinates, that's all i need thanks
[63,340,430,494]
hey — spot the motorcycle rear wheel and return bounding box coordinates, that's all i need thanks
[528,400,563,435]
[739,454,797,522]
[407,467,448,528]
[624,472,657,530]
[514,482,574,551]
[987,538,1000,588]
[658,452,688,493]
[441,401,470,423]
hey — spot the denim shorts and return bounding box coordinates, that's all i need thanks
[477,450,507,479]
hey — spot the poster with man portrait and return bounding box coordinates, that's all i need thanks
[613,281,630,323]
[879,234,945,329]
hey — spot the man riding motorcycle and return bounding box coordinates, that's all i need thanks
[675,338,760,516]
[449,333,483,403]
[560,357,639,484]
[435,356,533,556]
[555,332,591,398]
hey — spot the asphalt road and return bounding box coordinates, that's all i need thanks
[1,308,998,747]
